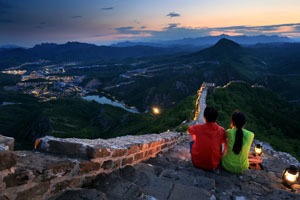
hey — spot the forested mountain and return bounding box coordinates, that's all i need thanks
[1,38,299,156]
[207,82,300,160]
[112,34,293,47]
[104,38,300,110]
[0,42,187,68]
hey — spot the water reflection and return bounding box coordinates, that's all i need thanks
[82,95,139,113]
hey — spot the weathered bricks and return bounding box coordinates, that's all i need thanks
[79,161,101,174]
[101,160,113,170]
[0,132,186,200]
[134,152,144,161]
[111,149,127,157]
[127,145,140,155]
[122,157,134,166]
[37,132,185,168]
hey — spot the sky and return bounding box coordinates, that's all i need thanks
[1,0,300,47]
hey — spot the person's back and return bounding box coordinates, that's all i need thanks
[222,110,254,173]
[188,107,226,170]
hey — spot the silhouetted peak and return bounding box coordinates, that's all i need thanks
[63,41,97,48]
[33,43,58,49]
[213,38,241,49]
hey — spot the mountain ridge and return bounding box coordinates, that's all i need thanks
[112,34,294,47]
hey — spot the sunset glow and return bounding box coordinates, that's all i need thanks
[1,0,300,47]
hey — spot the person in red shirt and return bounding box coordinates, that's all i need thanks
[188,106,226,170]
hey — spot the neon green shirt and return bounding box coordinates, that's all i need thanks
[222,128,254,173]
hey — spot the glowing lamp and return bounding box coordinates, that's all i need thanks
[282,165,299,186]
[254,144,263,156]
[152,107,160,115]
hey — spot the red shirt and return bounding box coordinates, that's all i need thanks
[188,122,226,170]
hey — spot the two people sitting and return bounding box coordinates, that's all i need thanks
[188,107,254,173]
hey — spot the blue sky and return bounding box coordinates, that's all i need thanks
[1,0,300,47]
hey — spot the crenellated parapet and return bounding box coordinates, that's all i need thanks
[0,132,187,200]
[37,132,186,173]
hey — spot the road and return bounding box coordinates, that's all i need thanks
[196,87,207,124]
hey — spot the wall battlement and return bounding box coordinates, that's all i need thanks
[38,132,186,172]
[0,132,186,200]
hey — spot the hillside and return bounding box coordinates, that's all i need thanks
[0,90,195,149]
[0,42,187,68]
[1,38,300,154]
[118,39,300,106]
[112,34,293,47]
[1,81,300,199]
[206,82,300,160]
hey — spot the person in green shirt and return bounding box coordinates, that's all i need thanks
[222,110,254,173]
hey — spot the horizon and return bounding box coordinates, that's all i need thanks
[2,34,299,49]
[1,0,300,47]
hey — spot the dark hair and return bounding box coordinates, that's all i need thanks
[231,110,246,154]
[204,106,218,122]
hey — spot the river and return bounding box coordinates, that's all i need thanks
[82,95,139,113]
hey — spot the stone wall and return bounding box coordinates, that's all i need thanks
[0,132,186,200]
[0,135,16,171]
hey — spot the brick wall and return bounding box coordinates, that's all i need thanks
[38,131,186,173]
[0,132,187,200]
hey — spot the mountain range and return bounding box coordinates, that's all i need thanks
[111,34,293,47]
[103,38,300,112]
[1,37,300,159]
[0,34,296,68]
[0,42,185,68]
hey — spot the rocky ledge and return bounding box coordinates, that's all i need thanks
[53,139,300,200]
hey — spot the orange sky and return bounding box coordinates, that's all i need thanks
[1,0,300,46]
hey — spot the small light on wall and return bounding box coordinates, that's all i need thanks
[282,165,299,186]
[254,144,263,156]
[152,107,160,115]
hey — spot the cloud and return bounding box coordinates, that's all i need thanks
[115,26,149,36]
[166,23,179,29]
[108,26,153,41]
[71,16,83,19]
[109,23,300,42]
[116,26,134,33]
[166,12,180,18]
[102,7,113,10]
[103,23,300,44]
[137,23,300,41]
[133,20,140,24]
[209,30,242,36]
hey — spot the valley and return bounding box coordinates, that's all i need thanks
[0,38,300,160]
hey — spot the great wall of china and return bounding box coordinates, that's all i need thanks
[1,83,300,199]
